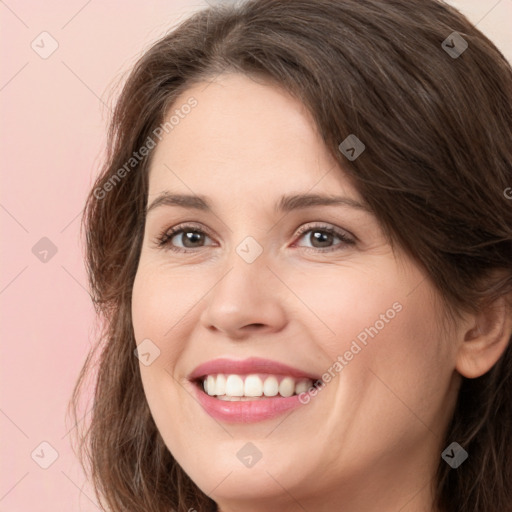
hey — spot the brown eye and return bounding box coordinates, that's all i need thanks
[174,230,208,248]
[156,224,215,253]
[294,224,355,252]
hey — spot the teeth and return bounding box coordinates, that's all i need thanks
[244,375,263,397]
[206,375,216,396]
[278,377,295,397]
[263,376,279,397]
[202,374,313,398]
[294,380,310,394]
[214,374,226,395]
[225,375,244,396]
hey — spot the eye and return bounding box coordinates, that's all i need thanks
[154,223,215,253]
[154,222,355,254]
[293,223,355,252]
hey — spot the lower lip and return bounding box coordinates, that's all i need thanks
[192,383,309,423]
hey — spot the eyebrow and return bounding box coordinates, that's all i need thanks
[146,192,373,215]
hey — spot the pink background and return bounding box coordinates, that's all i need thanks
[1,1,511,510]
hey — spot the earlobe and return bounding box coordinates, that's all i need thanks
[455,295,512,379]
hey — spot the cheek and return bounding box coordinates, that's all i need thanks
[299,258,451,433]
[131,263,199,349]
[131,265,191,411]
[131,266,197,457]
[284,258,408,356]
[331,279,452,445]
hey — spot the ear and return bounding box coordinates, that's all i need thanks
[455,294,512,379]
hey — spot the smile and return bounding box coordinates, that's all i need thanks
[202,374,314,399]
[188,357,321,423]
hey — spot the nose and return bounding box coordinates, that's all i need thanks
[199,247,288,340]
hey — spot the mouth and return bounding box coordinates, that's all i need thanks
[194,373,321,400]
[188,357,322,423]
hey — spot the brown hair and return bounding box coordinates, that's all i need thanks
[69,1,512,510]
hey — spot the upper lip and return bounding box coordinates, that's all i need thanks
[188,357,321,381]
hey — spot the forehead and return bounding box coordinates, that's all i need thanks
[147,73,360,201]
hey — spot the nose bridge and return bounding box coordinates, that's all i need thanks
[217,232,270,306]
[219,212,270,275]
[199,231,287,336]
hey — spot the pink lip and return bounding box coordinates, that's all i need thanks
[188,357,320,381]
[188,357,320,423]
[193,387,308,423]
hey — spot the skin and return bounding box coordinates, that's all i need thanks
[131,73,511,512]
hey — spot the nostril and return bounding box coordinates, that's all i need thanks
[245,323,265,330]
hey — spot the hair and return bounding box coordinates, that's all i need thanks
[69,0,512,511]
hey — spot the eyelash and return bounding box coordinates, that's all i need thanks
[154,222,355,254]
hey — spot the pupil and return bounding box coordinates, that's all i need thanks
[312,231,332,247]
[183,231,203,247]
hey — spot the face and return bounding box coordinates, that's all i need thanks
[131,73,460,511]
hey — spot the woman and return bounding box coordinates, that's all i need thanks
[70,1,512,511]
